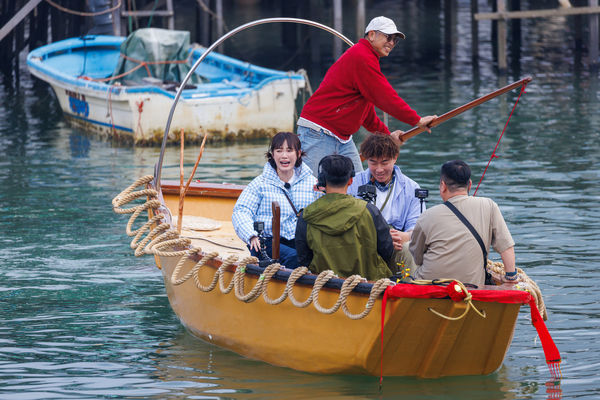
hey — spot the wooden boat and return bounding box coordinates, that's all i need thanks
[26,32,306,144]
[112,175,557,378]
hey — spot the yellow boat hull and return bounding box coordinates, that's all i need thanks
[152,181,521,378]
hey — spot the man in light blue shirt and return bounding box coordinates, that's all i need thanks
[347,134,423,274]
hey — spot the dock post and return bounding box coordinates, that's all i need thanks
[333,0,342,60]
[356,0,365,41]
[591,0,599,67]
[111,0,121,36]
[497,0,507,73]
[309,0,321,76]
[471,0,479,65]
[216,0,223,52]
[510,0,521,74]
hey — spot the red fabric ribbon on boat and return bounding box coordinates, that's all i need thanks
[379,283,561,385]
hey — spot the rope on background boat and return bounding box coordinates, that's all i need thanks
[112,175,391,319]
[45,0,122,17]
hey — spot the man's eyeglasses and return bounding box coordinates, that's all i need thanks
[377,31,401,45]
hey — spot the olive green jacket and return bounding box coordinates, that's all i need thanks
[295,193,393,280]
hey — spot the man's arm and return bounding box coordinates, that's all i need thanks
[294,212,313,267]
[500,246,516,273]
[408,221,426,266]
[366,203,394,263]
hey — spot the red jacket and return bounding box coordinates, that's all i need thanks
[300,38,421,140]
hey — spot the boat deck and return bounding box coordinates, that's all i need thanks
[176,218,251,259]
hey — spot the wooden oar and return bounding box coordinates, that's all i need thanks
[399,76,532,143]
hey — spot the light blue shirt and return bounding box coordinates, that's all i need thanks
[347,165,424,231]
[232,162,320,243]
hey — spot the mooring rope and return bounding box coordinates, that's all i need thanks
[486,260,548,320]
[112,175,390,319]
[45,0,122,17]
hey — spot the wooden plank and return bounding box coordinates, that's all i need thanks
[0,0,43,42]
[475,5,600,21]
[121,10,173,17]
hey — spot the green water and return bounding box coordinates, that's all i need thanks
[2,3,600,399]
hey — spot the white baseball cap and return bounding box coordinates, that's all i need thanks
[364,16,406,39]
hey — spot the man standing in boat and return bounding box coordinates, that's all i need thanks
[347,134,421,273]
[295,155,394,280]
[297,16,437,175]
[409,160,518,287]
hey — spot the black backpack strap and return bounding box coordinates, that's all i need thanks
[444,201,488,272]
[280,187,300,217]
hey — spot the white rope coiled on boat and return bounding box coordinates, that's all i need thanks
[112,175,390,319]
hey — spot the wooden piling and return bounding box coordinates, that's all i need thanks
[497,0,507,73]
[591,0,599,66]
[333,0,342,60]
[471,0,479,65]
[309,0,321,74]
[510,0,521,74]
[216,0,223,51]
[356,0,365,42]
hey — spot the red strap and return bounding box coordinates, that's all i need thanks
[529,299,562,379]
[380,288,390,387]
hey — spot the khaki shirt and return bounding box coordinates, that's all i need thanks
[409,195,514,287]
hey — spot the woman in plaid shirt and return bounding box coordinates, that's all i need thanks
[232,132,320,268]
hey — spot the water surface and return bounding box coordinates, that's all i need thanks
[1,3,600,399]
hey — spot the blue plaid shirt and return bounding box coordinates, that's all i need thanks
[232,162,320,243]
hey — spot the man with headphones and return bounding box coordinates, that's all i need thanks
[294,155,394,281]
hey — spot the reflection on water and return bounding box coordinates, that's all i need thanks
[1,2,600,398]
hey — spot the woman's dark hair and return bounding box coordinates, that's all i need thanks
[266,132,304,170]
[359,134,400,160]
[440,160,471,191]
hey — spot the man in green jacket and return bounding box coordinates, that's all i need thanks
[295,155,394,281]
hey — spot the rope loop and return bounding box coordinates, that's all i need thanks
[261,263,288,305]
[311,270,339,314]
[342,278,392,320]
[286,267,313,308]
[234,257,265,302]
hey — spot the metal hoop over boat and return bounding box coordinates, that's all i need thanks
[155,17,355,189]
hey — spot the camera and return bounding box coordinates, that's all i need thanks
[415,188,429,199]
[415,188,429,213]
[253,221,277,267]
[357,183,377,204]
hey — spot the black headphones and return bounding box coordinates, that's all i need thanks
[317,155,355,188]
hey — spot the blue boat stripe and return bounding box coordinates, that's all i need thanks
[66,113,133,132]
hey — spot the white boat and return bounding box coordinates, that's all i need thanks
[26,29,306,144]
